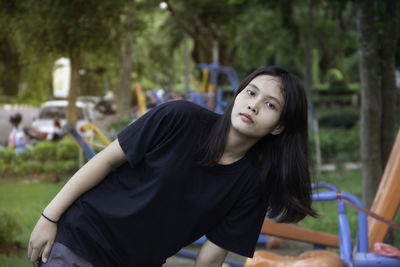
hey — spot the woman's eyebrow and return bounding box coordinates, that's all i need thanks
[249,83,282,107]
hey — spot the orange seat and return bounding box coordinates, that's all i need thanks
[245,250,345,267]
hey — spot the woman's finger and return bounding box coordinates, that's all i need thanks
[27,241,32,260]
[41,241,54,263]
[29,246,40,267]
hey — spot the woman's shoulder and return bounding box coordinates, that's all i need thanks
[157,100,218,121]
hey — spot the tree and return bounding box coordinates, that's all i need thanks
[0,1,22,98]
[117,1,135,114]
[17,0,124,125]
[356,0,398,207]
[380,0,398,167]
[164,0,251,66]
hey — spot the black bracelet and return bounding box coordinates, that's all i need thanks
[41,212,58,224]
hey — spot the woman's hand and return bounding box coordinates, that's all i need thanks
[26,140,126,266]
[28,216,57,267]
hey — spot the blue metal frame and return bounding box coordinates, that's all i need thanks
[195,63,240,114]
[63,122,95,159]
[312,183,400,267]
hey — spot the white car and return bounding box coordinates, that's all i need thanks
[32,100,94,136]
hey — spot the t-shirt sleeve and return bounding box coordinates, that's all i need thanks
[205,188,267,258]
[117,101,184,167]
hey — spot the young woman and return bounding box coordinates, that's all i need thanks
[28,66,316,267]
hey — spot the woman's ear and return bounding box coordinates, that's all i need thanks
[271,123,285,135]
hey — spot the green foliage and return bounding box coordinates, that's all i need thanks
[0,211,21,245]
[312,49,320,87]
[56,138,79,161]
[56,160,79,174]
[32,141,57,161]
[106,114,132,133]
[310,123,360,165]
[324,68,348,91]
[0,138,81,179]
[0,147,16,164]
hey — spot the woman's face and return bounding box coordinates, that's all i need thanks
[230,75,285,139]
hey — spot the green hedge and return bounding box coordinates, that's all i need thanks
[309,123,360,165]
[0,138,81,179]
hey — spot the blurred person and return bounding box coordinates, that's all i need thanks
[8,112,26,154]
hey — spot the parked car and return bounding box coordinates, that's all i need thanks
[31,100,94,136]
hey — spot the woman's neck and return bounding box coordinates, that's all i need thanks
[218,128,259,165]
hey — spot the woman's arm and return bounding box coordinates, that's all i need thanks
[41,139,126,220]
[28,139,126,266]
[194,239,228,267]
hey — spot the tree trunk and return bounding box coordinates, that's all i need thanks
[0,37,21,96]
[380,0,398,167]
[67,50,80,126]
[304,0,315,131]
[183,33,190,92]
[117,2,134,114]
[356,0,382,208]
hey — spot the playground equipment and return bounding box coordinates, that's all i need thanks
[368,129,400,250]
[247,128,400,267]
[134,84,147,117]
[63,122,95,159]
[188,62,240,114]
[79,122,110,149]
[64,121,400,267]
[246,184,400,266]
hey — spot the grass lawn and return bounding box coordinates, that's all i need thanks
[0,180,64,267]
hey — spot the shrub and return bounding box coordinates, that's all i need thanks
[0,159,5,175]
[56,138,79,161]
[43,161,58,174]
[0,147,17,164]
[106,114,132,133]
[309,123,360,165]
[326,68,347,91]
[33,141,57,161]
[10,160,29,177]
[24,161,43,174]
[56,160,79,175]
[0,211,21,245]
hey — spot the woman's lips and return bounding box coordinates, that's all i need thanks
[239,113,254,123]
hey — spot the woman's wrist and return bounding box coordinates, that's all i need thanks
[41,212,58,224]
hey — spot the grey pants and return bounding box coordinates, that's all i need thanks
[39,242,94,267]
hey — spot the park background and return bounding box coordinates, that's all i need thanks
[0,0,400,266]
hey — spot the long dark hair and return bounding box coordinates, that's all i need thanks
[198,66,317,223]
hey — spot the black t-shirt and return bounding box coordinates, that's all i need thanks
[56,100,267,267]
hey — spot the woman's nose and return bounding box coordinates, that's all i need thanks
[248,105,257,113]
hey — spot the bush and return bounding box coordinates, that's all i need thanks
[0,147,17,164]
[0,211,21,245]
[310,123,360,164]
[0,138,81,179]
[32,141,57,161]
[24,161,43,174]
[325,68,347,91]
[56,138,79,161]
[56,160,79,175]
[106,114,132,133]
[0,159,5,175]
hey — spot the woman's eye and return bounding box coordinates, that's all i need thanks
[265,102,275,109]
[246,89,255,96]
